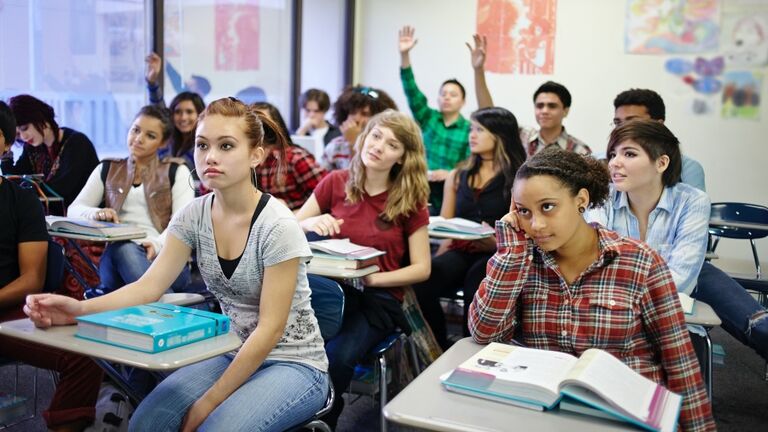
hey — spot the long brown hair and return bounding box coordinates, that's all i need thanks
[346,110,429,222]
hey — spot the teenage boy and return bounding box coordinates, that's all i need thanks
[295,88,341,146]
[612,88,706,191]
[398,25,470,182]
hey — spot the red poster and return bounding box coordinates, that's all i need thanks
[215,0,260,71]
[477,0,557,75]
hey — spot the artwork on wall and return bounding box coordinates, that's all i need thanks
[625,0,721,54]
[721,13,768,67]
[477,0,557,75]
[721,70,762,119]
[215,0,260,71]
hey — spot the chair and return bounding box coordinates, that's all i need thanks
[287,275,345,432]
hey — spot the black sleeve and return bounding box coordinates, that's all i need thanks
[1,148,33,175]
[47,132,100,207]
[15,185,48,243]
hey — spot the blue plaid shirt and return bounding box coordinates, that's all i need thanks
[586,183,710,295]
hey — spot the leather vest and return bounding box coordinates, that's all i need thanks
[103,156,185,232]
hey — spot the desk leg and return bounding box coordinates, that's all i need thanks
[94,359,146,408]
[704,328,713,399]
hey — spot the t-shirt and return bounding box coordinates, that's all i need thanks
[167,193,328,372]
[0,179,49,288]
[312,170,430,301]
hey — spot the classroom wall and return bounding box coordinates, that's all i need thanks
[354,0,768,268]
[301,0,347,106]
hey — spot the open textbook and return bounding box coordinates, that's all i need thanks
[45,216,146,240]
[441,343,681,432]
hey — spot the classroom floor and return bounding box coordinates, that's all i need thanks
[1,327,766,431]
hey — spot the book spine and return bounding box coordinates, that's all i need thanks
[154,320,216,352]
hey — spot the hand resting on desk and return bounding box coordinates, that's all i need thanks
[24,293,83,327]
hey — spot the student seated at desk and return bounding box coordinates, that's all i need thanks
[25,97,329,432]
[586,119,768,362]
[415,107,526,349]
[0,94,99,208]
[67,106,195,294]
[0,101,103,432]
[469,147,715,431]
[294,88,342,146]
[296,110,431,427]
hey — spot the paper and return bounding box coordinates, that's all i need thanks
[625,0,721,54]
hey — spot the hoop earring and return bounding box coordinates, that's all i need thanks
[578,206,586,214]
[251,166,258,187]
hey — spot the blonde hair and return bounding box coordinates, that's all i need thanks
[345,110,429,222]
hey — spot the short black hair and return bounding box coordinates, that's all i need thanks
[613,89,666,121]
[441,79,466,99]
[533,81,571,108]
[300,89,331,112]
[0,101,16,145]
[607,119,681,187]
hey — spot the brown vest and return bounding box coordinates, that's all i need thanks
[103,156,186,233]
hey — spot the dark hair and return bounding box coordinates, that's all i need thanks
[0,101,16,145]
[533,81,572,108]
[251,102,293,147]
[134,105,174,143]
[198,97,290,187]
[515,146,610,208]
[441,79,466,99]
[606,119,681,187]
[300,88,331,112]
[466,107,526,200]
[168,91,205,157]
[613,89,666,121]
[8,94,59,143]
[332,85,398,126]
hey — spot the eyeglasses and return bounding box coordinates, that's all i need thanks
[356,87,380,100]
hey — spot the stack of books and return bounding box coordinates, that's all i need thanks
[428,217,495,240]
[76,303,231,353]
[46,216,146,240]
[441,343,681,432]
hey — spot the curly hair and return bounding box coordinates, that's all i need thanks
[332,85,397,126]
[515,146,610,208]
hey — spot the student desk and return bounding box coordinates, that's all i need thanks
[306,263,379,279]
[0,318,241,406]
[685,300,721,399]
[708,219,768,232]
[428,230,489,241]
[384,337,634,432]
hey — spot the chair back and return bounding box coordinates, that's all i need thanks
[709,202,768,240]
[307,274,345,341]
[43,240,65,293]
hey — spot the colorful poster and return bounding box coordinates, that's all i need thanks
[721,13,768,67]
[215,0,260,71]
[721,71,762,119]
[625,0,721,54]
[477,0,557,75]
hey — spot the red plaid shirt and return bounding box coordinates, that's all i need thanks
[256,146,327,210]
[469,222,715,432]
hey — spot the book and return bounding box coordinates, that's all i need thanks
[308,239,385,260]
[310,251,380,270]
[428,217,495,238]
[45,216,146,240]
[76,303,230,353]
[441,343,682,432]
[678,293,695,315]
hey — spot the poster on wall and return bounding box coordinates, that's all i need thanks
[215,0,260,71]
[721,71,762,120]
[477,0,557,75]
[625,0,721,54]
[721,13,768,67]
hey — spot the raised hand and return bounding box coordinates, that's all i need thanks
[466,34,488,70]
[398,25,418,54]
[145,52,162,85]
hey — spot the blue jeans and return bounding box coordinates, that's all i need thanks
[99,241,190,293]
[128,357,329,432]
[693,262,768,361]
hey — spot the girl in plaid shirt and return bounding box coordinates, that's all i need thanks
[469,147,715,431]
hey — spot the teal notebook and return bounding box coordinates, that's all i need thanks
[76,303,230,353]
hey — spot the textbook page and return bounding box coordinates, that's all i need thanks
[562,349,656,420]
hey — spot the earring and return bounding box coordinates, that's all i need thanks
[251,166,257,186]
[578,206,586,214]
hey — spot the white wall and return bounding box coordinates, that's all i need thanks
[355,0,768,267]
[301,0,347,101]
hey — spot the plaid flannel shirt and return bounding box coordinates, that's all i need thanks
[469,222,715,432]
[256,146,327,210]
[519,125,591,158]
[400,67,470,170]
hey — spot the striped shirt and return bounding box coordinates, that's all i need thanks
[585,183,710,295]
[469,222,714,432]
[519,125,591,157]
[400,67,470,170]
